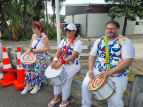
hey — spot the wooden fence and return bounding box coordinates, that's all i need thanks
[6,46,143,107]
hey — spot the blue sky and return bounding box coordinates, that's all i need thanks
[47,0,106,15]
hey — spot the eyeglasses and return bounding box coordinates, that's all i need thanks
[106,28,117,31]
[65,29,72,32]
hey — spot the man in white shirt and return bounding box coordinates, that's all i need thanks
[81,20,135,107]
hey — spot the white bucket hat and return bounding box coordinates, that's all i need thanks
[64,23,77,31]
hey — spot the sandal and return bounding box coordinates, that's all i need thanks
[48,99,60,107]
[59,101,69,107]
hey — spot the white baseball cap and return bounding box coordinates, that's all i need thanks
[64,23,77,31]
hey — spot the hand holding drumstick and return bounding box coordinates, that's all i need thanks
[26,45,32,54]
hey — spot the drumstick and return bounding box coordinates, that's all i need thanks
[88,77,93,90]
[26,45,32,49]
[0,39,4,43]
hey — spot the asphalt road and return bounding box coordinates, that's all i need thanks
[0,84,81,107]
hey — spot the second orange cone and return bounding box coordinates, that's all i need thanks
[13,46,25,90]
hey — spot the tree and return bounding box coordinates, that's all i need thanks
[47,0,66,26]
[0,0,12,38]
[6,1,23,41]
[105,0,143,36]
[0,0,45,40]
[22,0,44,34]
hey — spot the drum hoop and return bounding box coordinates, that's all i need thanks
[47,67,65,79]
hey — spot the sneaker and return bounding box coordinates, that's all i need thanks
[0,74,3,80]
[30,86,40,94]
[21,86,32,95]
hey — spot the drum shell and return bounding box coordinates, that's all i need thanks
[20,61,35,70]
[89,77,115,100]
[47,68,67,86]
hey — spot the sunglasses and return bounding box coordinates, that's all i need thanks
[32,27,36,29]
[65,29,72,32]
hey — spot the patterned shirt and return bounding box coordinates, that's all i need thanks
[59,37,82,65]
[90,35,135,77]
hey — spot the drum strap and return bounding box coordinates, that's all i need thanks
[105,37,110,71]
[33,34,43,49]
[60,37,76,59]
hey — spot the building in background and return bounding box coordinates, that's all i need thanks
[65,3,137,37]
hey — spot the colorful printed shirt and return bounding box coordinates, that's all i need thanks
[59,37,82,65]
[90,35,135,77]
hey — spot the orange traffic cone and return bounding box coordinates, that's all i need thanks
[13,46,25,90]
[0,47,15,86]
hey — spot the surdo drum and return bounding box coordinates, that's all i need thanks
[45,65,67,86]
[20,53,36,70]
[88,75,115,100]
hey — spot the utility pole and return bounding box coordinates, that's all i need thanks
[55,0,61,47]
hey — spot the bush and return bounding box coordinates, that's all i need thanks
[48,23,57,40]
[18,27,33,41]
[40,21,57,40]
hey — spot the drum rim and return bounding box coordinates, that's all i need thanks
[88,75,107,91]
[45,65,64,78]
[20,52,36,64]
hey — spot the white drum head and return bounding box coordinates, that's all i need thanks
[45,65,63,78]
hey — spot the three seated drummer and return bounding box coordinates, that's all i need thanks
[20,21,135,107]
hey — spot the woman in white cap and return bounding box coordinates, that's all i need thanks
[48,23,82,107]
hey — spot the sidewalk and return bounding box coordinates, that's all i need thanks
[0,82,81,107]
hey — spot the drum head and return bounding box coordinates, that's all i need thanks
[45,65,63,78]
[20,53,36,64]
[88,75,106,91]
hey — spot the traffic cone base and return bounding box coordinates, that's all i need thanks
[0,80,14,86]
[0,73,15,86]
[13,80,25,90]
[1,47,15,86]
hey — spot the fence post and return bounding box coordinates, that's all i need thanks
[129,74,143,107]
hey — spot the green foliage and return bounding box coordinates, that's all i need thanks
[40,21,57,40]
[18,27,33,41]
[106,0,143,21]
[0,0,44,41]
[105,0,143,35]
[48,23,57,40]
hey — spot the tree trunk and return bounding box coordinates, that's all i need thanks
[46,0,49,36]
[0,0,11,37]
[24,0,28,34]
[122,17,127,36]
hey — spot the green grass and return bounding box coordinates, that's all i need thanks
[128,69,143,82]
